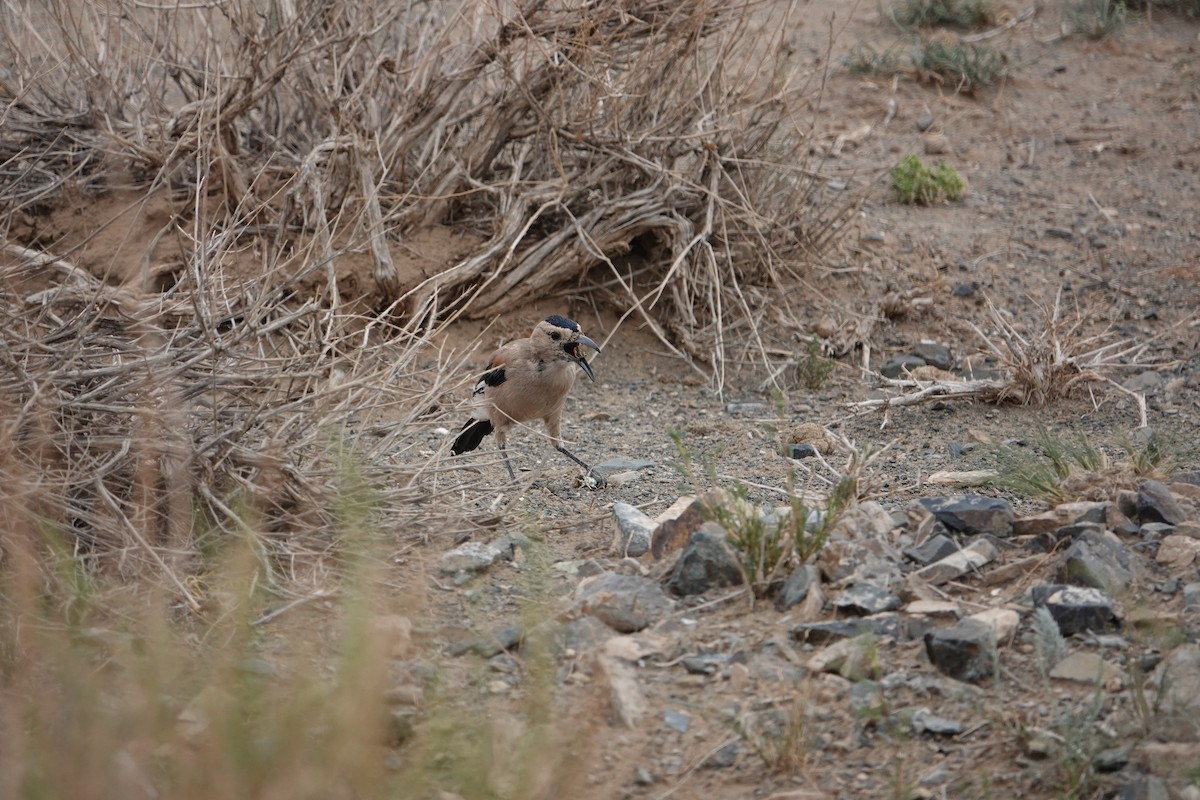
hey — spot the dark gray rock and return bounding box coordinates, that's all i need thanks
[786,443,818,459]
[448,623,524,657]
[1031,584,1120,636]
[704,741,740,768]
[1059,532,1133,592]
[1137,480,1185,525]
[903,534,960,565]
[1093,749,1128,773]
[1046,226,1074,239]
[881,354,927,378]
[923,618,996,682]
[919,495,1014,537]
[832,583,902,615]
[593,457,655,477]
[952,282,976,297]
[725,402,767,415]
[681,653,728,675]
[1183,583,1200,612]
[916,113,935,131]
[793,614,923,644]
[663,709,690,733]
[911,707,965,735]
[439,540,504,575]
[911,342,953,370]
[776,563,820,611]
[1118,776,1169,800]
[577,573,675,633]
[666,522,744,596]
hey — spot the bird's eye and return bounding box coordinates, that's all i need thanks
[549,331,561,341]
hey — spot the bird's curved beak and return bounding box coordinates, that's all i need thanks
[566,335,601,382]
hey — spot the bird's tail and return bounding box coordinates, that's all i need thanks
[451,418,494,455]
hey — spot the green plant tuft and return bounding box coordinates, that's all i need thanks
[892,0,998,29]
[991,425,1109,503]
[916,39,1008,92]
[1070,0,1129,39]
[891,154,966,205]
[844,40,906,75]
[796,335,836,391]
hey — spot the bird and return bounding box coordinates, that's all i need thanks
[451,314,605,487]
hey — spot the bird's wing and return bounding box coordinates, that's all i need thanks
[472,365,506,395]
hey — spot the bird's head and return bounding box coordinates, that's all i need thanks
[533,315,601,381]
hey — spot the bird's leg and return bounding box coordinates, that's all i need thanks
[555,444,606,489]
[497,435,517,484]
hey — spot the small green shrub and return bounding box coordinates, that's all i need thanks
[893,0,998,29]
[796,335,836,391]
[916,39,1008,92]
[991,426,1112,503]
[890,154,966,205]
[1070,0,1129,39]
[844,41,906,75]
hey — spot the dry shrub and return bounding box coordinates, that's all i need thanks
[1,0,852,366]
[0,0,855,588]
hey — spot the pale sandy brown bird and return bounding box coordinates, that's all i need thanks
[451,315,604,486]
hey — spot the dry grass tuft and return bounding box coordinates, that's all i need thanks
[970,290,1150,422]
[1,0,854,382]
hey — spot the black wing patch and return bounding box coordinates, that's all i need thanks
[451,419,493,455]
[544,314,579,331]
[472,366,506,396]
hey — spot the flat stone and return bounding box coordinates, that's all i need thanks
[911,707,965,735]
[968,607,1020,643]
[1013,511,1068,537]
[438,541,503,574]
[665,522,744,596]
[912,537,998,585]
[1156,535,1200,570]
[593,457,654,477]
[448,623,524,658]
[724,402,767,415]
[832,582,902,615]
[923,618,996,683]
[904,600,961,617]
[792,614,917,644]
[919,495,1015,537]
[904,534,960,565]
[1031,584,1120,636]
[663,709,690,733]
[681,653,728,675]
[1050,652,1123,685]
[611,502,655,557]
[576,573,675,633]
[1138,480,1185,525]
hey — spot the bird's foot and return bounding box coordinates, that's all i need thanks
[582,469,607,490]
